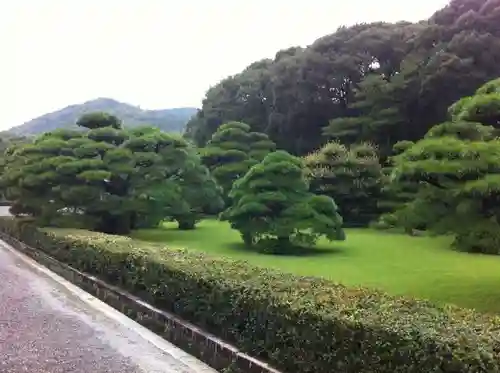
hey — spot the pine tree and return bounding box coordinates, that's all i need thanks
[221,150,345,253]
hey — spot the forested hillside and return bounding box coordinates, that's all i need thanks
[185,0,500,157]
[8,98,197,135]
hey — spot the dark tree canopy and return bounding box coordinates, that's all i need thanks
[185,0,500,158]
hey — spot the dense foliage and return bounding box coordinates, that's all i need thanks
[0,113,221,234]
[186,0,500,157]
[0,134,30,201]
[389,79,500,253]
[7,98,197,136]
[201,121,275,200]
[221,151,345,251]
[374,140,422,233]
[171,150,224,229]
[304,142,383,227]
[1,218,499,373]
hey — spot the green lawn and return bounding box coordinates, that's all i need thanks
[130,219,500,314]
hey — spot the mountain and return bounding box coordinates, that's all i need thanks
[7,98,198,135]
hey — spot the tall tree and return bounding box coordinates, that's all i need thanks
[323,56,424,159]
[184,59,275,147]
[187,0,500,157]
[325,0,500,158]
[186,22,418,155]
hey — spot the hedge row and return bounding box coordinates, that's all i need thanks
[1,217,499,373]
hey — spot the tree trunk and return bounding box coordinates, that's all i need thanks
[177,218,196,230]
[242,232,254,245]
[277,236,291,246]
[267,236,292,254]
[97,213,132,235]
[129,212,137,230]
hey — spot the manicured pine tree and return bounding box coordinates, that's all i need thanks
[221,150,345,253]
[391,78,500,254]
[201,121,275,203]
[304,141,383,227]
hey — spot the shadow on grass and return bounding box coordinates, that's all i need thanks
[131,229,172,242]
[226,242,344,257]
[133,224,347,258]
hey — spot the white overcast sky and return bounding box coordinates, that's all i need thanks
[0,0,449,130]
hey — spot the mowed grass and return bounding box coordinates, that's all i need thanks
[130,219,500,314]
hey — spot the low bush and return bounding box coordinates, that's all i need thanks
[1,217,499,373]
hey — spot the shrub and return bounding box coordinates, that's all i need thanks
[1,217,500,373]
[221,151,345,251]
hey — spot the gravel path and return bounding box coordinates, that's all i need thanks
[0,240,216,373]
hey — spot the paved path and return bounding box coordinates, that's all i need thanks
[0,205,11,216]
[0,239,217,373]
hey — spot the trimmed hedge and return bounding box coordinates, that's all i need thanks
[1,218,500,373]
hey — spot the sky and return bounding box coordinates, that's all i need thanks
[0,0,450,130]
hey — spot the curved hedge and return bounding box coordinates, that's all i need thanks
[1,218,499,373]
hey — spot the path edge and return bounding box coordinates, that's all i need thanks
[0,231,282,373]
